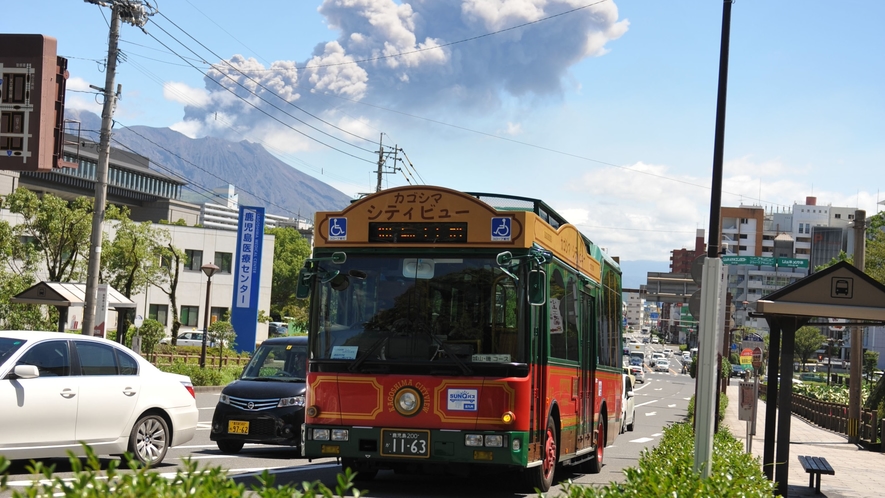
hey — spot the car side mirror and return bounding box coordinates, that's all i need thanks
[11,364,40,379]
[626,390,634,398]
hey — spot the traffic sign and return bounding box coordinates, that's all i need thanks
[740,348,753,365]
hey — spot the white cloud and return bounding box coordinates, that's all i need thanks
[163,82,211,107]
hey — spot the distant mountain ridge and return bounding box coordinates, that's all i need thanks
[65,109,353,221]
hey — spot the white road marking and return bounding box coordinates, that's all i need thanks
[652,433,663,437]
[654,388,663,391]
[629,437,654,443]
[645,412,657,416]
[668,404,676,408]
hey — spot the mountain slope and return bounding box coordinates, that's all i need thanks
[65,109,353,220]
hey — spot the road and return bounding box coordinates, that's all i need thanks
[1,343,693,497]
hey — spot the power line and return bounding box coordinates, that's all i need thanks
[141,25,376,163]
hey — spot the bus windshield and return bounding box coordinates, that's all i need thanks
[311,254,525,367]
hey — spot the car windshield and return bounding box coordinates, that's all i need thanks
[241,343,308,381]
[0,338,27,366]
[311,254,524,369]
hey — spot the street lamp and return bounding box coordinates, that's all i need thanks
[199,262,220,368]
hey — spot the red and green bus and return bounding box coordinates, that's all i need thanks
[298,186,624,491]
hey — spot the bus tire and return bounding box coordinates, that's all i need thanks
[587,418,605,474]
[525,416,557,492]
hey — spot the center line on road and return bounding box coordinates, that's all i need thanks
[645,411,657,416]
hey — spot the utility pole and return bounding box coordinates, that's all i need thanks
[848,209,866,442]
[373,133,400,192]
[81,0,154,336]
[694,0,733,478]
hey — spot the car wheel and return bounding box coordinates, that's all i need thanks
[216,439,244,454]
[524,415,557,492]
[128,414,169,467]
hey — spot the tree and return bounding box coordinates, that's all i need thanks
[137,318,166,362]
[865,212,885,284]
[207,320,237,369]
[265,226,311,320]
[102,206,171,343]
[863,350,880,385]
[3,187,92,282]
[153,243,186,345]
[0,218,55,330]
[793,325,825,371]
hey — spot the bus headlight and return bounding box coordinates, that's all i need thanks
[312,429,330,441]
[465,434,484,447]
[484,435,504,447]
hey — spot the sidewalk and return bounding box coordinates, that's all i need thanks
[722,381,885,497]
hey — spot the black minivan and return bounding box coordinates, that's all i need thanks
[210,336,307,453]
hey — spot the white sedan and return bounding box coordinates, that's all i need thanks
[159,331,217,348]
[654,359,671,372]
[0,331,198,466]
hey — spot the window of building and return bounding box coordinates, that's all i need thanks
[214,252,233,274]
[740,234,748,239]
[835,214,841,219]
[184,249,203,271]
[739,245,747,251]
[210,307,228,325]
[741,218,748,224]
[149,304,168,325]
[181,305,199,327]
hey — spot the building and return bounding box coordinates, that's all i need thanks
[0,134,288,346]
[623,288,643,330]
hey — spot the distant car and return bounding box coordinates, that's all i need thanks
[630,365,645,384]
[268,321,288,337]
[654,359,671,372]
[642,338,650,344]
[210,336,308,454]
[159,331,217,348]
[662,348,673,357]
[621,374,636,433]
[730,364,745,378]
[0,331,198,466]
[682,352,692,362]
[651,337,660,344]
[629,356,643,367]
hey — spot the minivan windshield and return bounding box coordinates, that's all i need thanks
[311,254,525,368]
[242,343,308,381]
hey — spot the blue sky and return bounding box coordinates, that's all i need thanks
[7,1,884,287]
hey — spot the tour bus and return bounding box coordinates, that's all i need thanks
[297,186,624,491]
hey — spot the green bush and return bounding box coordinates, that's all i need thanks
[556,422,773,497]
[0,446,363,497]
[160,361,243,387]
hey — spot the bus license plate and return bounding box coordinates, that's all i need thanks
[228,420,249,434]
[381,429,430,458]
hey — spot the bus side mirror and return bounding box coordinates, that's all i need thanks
[528,269,546,306]
[295,269,312,299]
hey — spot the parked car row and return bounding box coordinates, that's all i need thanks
[1,331,199,466]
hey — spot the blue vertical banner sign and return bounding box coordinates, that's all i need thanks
[230,206,265,353]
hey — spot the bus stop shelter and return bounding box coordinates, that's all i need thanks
[753,261,885,496]
[10,281,135,333]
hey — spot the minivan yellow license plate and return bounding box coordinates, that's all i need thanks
[228,420,249,434]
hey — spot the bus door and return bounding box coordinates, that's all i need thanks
[580,292,596,450]
[529,292,546,461]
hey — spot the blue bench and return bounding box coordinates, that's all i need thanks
[797,455,835,494]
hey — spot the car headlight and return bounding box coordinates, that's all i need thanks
[278,396,305,408]
[219,394,230,405]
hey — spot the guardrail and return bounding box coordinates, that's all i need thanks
[759,383,883,451]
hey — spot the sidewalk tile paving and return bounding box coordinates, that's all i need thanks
[722,382,885,497]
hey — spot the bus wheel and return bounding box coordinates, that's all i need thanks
[587,419,605,474]
[525,416,557,492]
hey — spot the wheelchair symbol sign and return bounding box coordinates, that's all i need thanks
[328,217,347,241]
[491,217,511,241]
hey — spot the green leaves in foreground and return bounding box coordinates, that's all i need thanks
[0,446,362,498]
[556,422,774,498]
